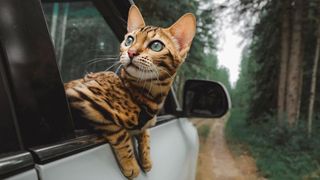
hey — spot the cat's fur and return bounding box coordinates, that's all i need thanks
[64,5,196,179]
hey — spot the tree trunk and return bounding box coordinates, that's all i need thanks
[286,0,303,127]
[277,0,291,123]
[296,0,309,124]
[307,26,320,137]
[296,66,303,123]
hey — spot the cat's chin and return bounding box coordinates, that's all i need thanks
[124,66,157,80]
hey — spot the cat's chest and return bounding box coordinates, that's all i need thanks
[81,72,156,130]
[101,84,156,131]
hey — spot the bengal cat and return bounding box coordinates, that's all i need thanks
[64,5,196,179]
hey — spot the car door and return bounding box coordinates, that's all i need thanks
[32,118,198,180]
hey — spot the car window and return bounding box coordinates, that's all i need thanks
[42,2,120,82]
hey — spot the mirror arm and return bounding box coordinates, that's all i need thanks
[175,110,184,117]
[171,87,182,110]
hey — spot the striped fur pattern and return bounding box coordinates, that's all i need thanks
[65,5,196,179]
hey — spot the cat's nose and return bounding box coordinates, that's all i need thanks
[128,50,139,59]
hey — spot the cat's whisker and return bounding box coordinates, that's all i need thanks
[146,66,154,94]
[104,61,121,72]
[116,15,128,25]
[85,58,119,69]
[84,57,119,64]
[142,68,147,89]
[97,55,119,57]
[83,59,119,70]
[115,64,123,74]
[136,66,142,82]
[90,57,118,60]
[153,67,163,98]
[158,68,174,81]
[138,68,143,82]
[93,57,119,60]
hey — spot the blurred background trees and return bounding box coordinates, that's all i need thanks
[228,0,320,178]
[232,0,320,132]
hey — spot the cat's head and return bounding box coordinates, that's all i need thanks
[120,5,196,81]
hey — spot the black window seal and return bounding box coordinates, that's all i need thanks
[0,152,34,179]
[29,135,105,164]
[156,114,177,125]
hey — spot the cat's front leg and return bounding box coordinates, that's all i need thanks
[137,130,152,172]
[103,127,140,179]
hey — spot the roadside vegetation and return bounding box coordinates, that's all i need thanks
[226,109,320,179]
[225,0,320,179]
[197,124,211,139]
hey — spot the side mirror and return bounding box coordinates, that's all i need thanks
[182,80,231,118]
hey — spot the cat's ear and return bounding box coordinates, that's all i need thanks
[127,5,145,32]
[167,13,196,56]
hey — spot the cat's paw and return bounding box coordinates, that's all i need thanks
[120,158,140,179]
[141,158,152,172]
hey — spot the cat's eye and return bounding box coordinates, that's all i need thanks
[125,36,134,46]
[149,40,164,52]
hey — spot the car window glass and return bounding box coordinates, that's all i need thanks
[42,2,120,82]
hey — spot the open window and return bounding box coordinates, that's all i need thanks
[42,2,120,82]
[42,1,180,125]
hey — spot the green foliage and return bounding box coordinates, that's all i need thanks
[236,0,280,123]
[231,46,255,113]
[198,124,211,139]
[232,0,320,123]
[228,0,320,179]
[226,108,320,180]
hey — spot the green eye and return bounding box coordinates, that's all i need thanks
[149,40,164,52]
[125,36,134,46]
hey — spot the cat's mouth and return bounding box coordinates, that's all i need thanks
[124,63,157,80]
[126,62,140,69]
[125,59,154,72]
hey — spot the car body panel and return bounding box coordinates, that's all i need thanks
[36,119,199,180]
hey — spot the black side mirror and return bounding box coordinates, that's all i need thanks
[182,80,231,118]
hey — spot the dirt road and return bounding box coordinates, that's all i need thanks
[193,116,262,180]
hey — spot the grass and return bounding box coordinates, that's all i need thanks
[225,108,320,180]
[198,124,211,139]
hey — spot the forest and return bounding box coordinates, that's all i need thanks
[228,0,320,179]
[44,0,320,179]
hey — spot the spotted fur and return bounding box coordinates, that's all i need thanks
[65,5,196,179]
